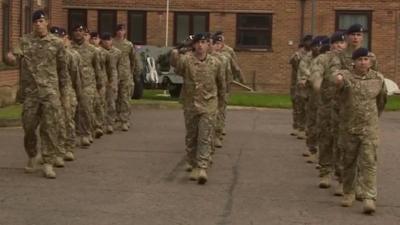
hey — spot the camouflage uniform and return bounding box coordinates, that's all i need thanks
[103,46,122,128]
[310,51,342,176]
[222,45,244,83]
[211,52,232,144]
[62,47,82,154]
[71,41,101,141]
[174,52,226,169]
[289,49,307,132]
[335,69,386,200]
[297,52,319,154]
[13,33,68,164]
[113,38,137,128]
[93,46,108,135]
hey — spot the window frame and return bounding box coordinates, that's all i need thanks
[98,10,117,36]
[2,0,11,60]
[127,11,147,45]
[68,9,87,34]
[173,12,209,45]
[335,10,372,49]
[23,0,33,34]
[236,13,273,50]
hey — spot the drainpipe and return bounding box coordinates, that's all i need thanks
[165,0,170,47]
[300,0,306,38]
[311,0,316,35]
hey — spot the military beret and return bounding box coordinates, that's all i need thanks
[100,32,112,41]
[192,32,208,43]
[32,10,46,22]
[347,24,365,34]
[72,24,86,32]
[212,35,223,43]
[302,34,313,43]
[59,28,67,37]
[214,31,224,36]
[330,31,346,44]
[311,35,329,47]
[116,24,126,31]
[49,26,60,35]
[352,48,369,60]
[90,32,99,38]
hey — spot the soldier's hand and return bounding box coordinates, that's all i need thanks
[336,74,344,86]
[5,52,17,65]
[298,80,307,87]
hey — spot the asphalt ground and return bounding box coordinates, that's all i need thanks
[0,108,399,225]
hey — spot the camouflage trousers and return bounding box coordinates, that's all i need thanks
[293,93,307,132]
[105,85,117,127]
[215,99,227,141]
[339,132,378,200]
[331,101,342,180]
[306,94,319,153]
[76,87,95,138]
[317,100,335,176]
[94,87,106,131]
[61,92,78,153]
[117,79,133,125]
[22,94,64,164]
[184,110,216,169]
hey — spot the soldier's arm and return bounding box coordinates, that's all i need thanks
[216,62,227,110]
[170,49,187,76]
[129,44,137,78]
[93,49,103,90]
[5,38,24,66]
[230,57,245,83]
[297,59,309,86]
[377,76,387,116]
[72,54,83,99]
[310,58,324,92]
[57,43,69,98]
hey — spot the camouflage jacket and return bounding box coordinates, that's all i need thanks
[212,52,233,93]
[95,46,109,89]
[289,49,307,87]
[297,52,319,97]
[13,33,68,99]
[336,69,387,135]
[65,47,82,102]
[113,38,137,81]
[71,41,101,90]
[310,51,342,102]
[222,44,244,83]
[174,52,226,114]
[104,46,122,93]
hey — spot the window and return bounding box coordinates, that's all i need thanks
[236,14,273,49]
[2,0,11,59]
[98,10,117,35]
[336,11,372,49]
[174,12,209,45]
[128,11,146,45]
[23,0,33,34]
[68,9,87,34]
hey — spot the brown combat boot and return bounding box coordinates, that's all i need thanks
[24,156,40,173]
[319,174,331,189]
[81,136,91,148]
[306,153,317,164]
[64,152,75,161]
[334,182,344,196]
[121,123,129,131]
[214,137,223,148]
[363,199,376,214]
[297,131,306,140]
[54,157,65,168]
[105,125,114,134]
[189,168,199,181]
[198,169,208,185]
[341,194,355,207]
[94,128,104,139]
[43,164,56,179]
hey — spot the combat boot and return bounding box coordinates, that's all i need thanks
[24,157,39,173]
[43,164,56,179]
[81,136,90,148]
[184,162,193,172]
[290,129,297,136]
[319,174,331,189]
[105,125,114,134]
[64,152,75,161]
[306,153,317,164]
[222,128,227,136]
[341,194,355,207]
[363,199,376,214]
[94,128,104,139]
[302,150,311,157]
[214,137,223,148]
[334,182,344,196]
[297,131,306,140]
[89,134,94,143]
[198,169,208,185]
[189,168,199,181]
[121,123,129,132]
[54,157,65,168]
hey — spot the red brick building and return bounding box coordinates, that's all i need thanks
[1,0,400,105]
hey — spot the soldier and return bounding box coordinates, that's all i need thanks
[100,33,122,134]
[170,33,226,184]
[334,48,387,214]
[310,32,347,190]
[70,24,101,148]
[113,24,137,131]
[90,31,108,138]
[297,36,329,163]
[289,35,312,138]
[6,10,68,178]
[50,27,82,162]
[210,34,233,149]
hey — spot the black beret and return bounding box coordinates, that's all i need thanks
[311,35,329,47]
[32,10,46,21]
[212,35,223,43]
[192,32,208,43]
[59,28,67,37]
[214,31,224,36]
[302,34,313,43]
[347,24,365,34]
[90,32,99,38]
[352,48,369,60]
[49,26,60,35]
[330,31,346,44]
[100,32,112,41]
[72,24,86,32]
[116,24,125,31]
